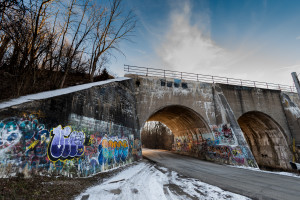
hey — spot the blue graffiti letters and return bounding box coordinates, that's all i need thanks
[48,125,85,161]
[98,136,129,165]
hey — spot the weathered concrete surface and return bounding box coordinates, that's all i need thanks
[128,75,300,170]
[213,84,258,167]
[238,112,292,170]
[281,92,300,162]
[219,84,293,144]
[125,74,216,129]
[143,149,300,200]
[281,93,300,145]
[127,74,257,168]
[218,84,294,170]
[0,78,142,177]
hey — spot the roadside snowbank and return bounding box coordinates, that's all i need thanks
[76,162,250,200]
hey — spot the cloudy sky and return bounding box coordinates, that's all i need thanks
[108,0,300,86]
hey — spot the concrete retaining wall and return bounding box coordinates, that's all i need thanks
[0,78,142,177]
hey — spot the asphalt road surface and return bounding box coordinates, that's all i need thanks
[143,148,300,200]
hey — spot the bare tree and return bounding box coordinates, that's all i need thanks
[0,0,26,26]
[58,0,97,88]
[89,0,136,82]
[0,0,136,100]
[27,0,54,82]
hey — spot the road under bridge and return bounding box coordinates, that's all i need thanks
[143,148,300,200]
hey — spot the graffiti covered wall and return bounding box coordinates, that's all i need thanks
[172,124,256,167]
[0,79,141,177]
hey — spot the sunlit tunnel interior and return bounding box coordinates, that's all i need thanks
[141,105,211,151]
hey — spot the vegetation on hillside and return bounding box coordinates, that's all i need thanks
[0,0,136,100]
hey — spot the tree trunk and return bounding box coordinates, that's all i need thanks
[59,67,69,89]
[89,56,99,82]
[0,36,10,62]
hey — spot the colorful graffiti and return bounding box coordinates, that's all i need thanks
[0,113,141,178]
[47,125,85,162]
[206,145,232,163]
[230,146,245,164]
[133,139,142,159]
[212,124,236,145]
[0,119,22,151]
[98,136,129,165]
[0,114,51,177]
[172,124,252,166]
[0,115,49,153]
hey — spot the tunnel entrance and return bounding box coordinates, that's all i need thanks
[141,121,174,150]
[141,105,211,155]
[238,112,291,170]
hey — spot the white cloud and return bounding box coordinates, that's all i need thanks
[156,1,231,76]
[155,1,295,85]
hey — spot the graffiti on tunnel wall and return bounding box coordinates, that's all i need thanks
[172,124,254,166]
[212,124,236,145]
[0,114,49,153]
[48,125,85,162]
[98,136,129,165]
[0,113,141,177]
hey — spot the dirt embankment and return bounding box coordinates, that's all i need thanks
[0,163,132,200]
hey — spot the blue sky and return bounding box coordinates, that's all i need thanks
[108,0,300,86]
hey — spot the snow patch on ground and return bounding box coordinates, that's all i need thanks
[76,162,250,200]
[0,77,130,109]
[230,165,300,178]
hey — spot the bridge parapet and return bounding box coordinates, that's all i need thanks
[124,65,296,92]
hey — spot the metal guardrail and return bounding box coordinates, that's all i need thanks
[124,65,296,93]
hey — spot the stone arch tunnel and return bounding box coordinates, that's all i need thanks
[141,105,212,156]
[146,105,211,137]
[238,111,292,170]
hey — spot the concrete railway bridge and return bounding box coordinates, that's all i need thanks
[125,65,300,171]
[0,66,299,177]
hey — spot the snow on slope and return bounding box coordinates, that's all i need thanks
[75,162,250,200]
[0,77,130,109]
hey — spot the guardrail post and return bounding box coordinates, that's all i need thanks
[146,68,148,76]
[227,78,228,84]
[212,76,214,83]
[266,83,269,89]
[181,72,182,80]
[254,81,256,88]
[241,80,242,86]
[278,84,281,90]
[197,74,199,82]
[128,65,130,73]
[164,70,165,78]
